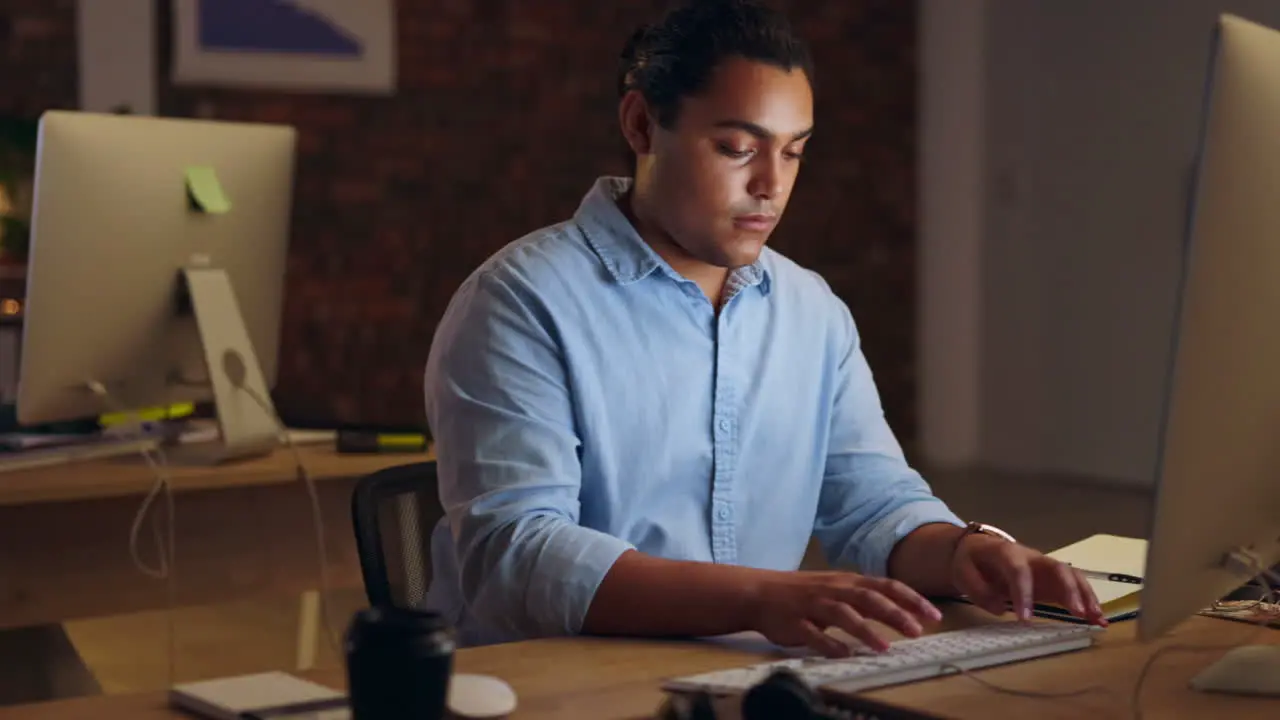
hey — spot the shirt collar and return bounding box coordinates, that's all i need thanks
[574,176,772,295]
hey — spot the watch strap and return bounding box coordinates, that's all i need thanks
[953,521,1017,556]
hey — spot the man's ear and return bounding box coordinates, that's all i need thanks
[619,90,655,156]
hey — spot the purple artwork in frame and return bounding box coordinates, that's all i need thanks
[172,0,395,94]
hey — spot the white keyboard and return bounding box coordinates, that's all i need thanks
[663,621,1103,696]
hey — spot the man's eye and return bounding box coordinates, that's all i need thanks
[717,143,752,159]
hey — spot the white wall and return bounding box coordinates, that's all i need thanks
[917,0,986,469]
[920,1,1280,486]
[77,0,155,114]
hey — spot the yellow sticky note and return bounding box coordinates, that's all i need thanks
[185,165,231,214]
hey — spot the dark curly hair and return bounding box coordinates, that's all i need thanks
[618,0,814,131]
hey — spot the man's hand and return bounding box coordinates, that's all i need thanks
[952,534,1107,626]
[748,571,944,657]
[584,551,947,658]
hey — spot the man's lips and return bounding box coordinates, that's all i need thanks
[734,214,777,231]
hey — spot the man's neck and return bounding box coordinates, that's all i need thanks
[621,189,729,306]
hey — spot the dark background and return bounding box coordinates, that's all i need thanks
[0,0,919,446]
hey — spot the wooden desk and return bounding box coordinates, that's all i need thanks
[0,440,417,506]
[0,443,420,628]
[0,444,424,705]
[0,608,1276,719]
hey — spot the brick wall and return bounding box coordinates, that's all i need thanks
[1,1,920,448]
[0,0,77,114]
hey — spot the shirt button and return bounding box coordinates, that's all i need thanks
[718,418,732,432]
[716,505,731,521]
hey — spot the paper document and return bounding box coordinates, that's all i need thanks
[1038,534,1146,621]
[1049,533,1147,605]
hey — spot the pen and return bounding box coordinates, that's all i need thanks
[1076,568,1143,585]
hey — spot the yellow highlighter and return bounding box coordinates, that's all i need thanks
[99,402,196,427]
[336,430,429,454]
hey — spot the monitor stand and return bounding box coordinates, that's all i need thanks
[1190,547,1280,697]
[162,267,282,465]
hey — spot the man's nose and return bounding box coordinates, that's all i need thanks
[748,156,783,200]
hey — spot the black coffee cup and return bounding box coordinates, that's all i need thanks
[344,606,455,720]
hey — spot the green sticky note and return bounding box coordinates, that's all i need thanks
[185,165,231,214]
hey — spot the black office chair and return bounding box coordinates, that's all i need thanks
[350,461,443,609]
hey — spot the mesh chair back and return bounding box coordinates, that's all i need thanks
[351,461,443,609]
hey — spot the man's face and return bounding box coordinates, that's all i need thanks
[638,56,814,268]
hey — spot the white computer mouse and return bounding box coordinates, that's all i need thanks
[446,672,518,719]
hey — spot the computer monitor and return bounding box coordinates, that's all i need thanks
[17,110,297,463]
[1140,13,1280,642]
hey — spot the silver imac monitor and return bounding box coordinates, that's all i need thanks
[17,110,297,463]
[1141,13,1280,644]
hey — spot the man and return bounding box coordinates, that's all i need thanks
[424,0,1104,655]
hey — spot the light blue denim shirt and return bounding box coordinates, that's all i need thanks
[423,177,963,646]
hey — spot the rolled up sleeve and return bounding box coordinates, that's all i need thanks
[424,269,634,639]
[812,303,963,578]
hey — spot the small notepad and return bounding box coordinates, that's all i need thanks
[1040,533,1147,622]
[169,672,349,720]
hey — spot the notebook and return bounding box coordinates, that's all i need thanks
[169,672,350,720]
[1034,533,1146,623]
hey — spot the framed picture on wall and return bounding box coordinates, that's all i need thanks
[172,0,396,94]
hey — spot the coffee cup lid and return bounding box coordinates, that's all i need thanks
[346,605,453,642]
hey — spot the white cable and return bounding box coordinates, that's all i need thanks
[939,662,1105,699]
[235,383,342,656]
[128,448,172,579]
[94,373,345,681]
[88,382,171,579]
[88,381,179,687]
[155,438,178,688]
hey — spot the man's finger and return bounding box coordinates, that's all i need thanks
[813,599,890,652]
[997,554,1034,620]
[1073,568,1104,613]
[1047,562,1086,618]
[1071,567,1108,625]
[841,587,924,638]
[864,577,944,623]
[798,618,851,658]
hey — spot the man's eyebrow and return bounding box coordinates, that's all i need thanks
[712,119,814,142]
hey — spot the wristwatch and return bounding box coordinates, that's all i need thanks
[960,521,1017,544]
[950,522,1017,574]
